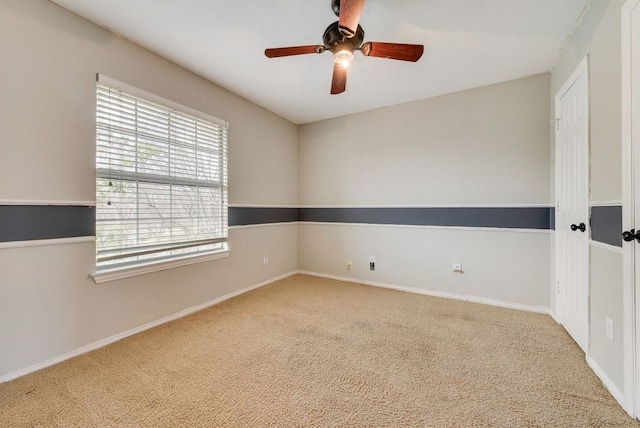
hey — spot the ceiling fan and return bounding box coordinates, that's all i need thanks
[264,0,424,95]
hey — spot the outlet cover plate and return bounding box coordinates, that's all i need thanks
[605,317,614,342]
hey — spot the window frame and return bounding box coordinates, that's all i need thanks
[91,75,230,284]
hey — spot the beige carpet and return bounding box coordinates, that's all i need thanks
[1,274,638,427]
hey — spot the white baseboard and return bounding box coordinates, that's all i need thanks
[297,270,551,315]
[586,356,629,415]
[0,270,297,383]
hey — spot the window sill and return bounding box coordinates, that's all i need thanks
[91,249,231,284]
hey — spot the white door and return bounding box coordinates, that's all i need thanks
[555,58,590,352]
[633,4,640,418]
[623,0,640,417]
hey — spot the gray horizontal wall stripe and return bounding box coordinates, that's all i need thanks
[401,207,550,229]
[0,205,95,243]
[590,205,622,247]
[299,207,552,230]
[0,206,554,242]
[298,208,402,225]
[228,207,298,226]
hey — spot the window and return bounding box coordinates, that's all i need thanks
[94,76,228,279]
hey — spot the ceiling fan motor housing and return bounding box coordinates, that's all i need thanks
[323,21,365,52]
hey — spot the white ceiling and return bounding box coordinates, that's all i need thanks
[50,0,590,124]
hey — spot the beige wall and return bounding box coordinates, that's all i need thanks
[590,246,625,389]
[550,0,626,394]
[299,74,551,206]
[298,75,552,308]
[0,1,298,205]
[0,0,298,379]
[299,225,550,310]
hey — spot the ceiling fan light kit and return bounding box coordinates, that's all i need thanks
[265,0,424,95]
[333,47,354,68]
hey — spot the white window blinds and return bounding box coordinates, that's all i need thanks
[96,78,228,269]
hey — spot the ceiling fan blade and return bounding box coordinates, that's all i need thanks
[338,0,366,38]
[361,42,424,62]
[331,63,348,95]
[265,45,325,58]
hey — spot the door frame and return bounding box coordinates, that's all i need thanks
[622,0,639,418]
[554,56,591,352]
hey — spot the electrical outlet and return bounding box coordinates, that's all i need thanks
[369,256,375,271]
[605,317,614,342]
[453,263,463,273]
[347,260,352,271]
[263,255,269,265]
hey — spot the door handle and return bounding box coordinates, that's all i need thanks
[622,229,640,242]
[570,223,586,232]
